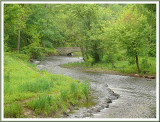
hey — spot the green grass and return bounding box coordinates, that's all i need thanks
[62,56,156,75]
[4,103,24,118]
[20,77,55,92]
[72,52,82,57]
[27,95,58,116]
[4,53,90,118]
[44,48,57,56]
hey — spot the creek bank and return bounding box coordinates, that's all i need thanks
[34,56,156,118]
[32,56,120,118]
[62,66,156,79]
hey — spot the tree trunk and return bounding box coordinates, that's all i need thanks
[93,43,100,63]
[135,52,141,73]
[43,42,45,49]
[109,49,116,68]
[85,45,89,60]
[94,52,100,63]
[45,4,48,28]
[80,46,85,61]
[150,4,153,43]
[45,4,47,9]
[17,28,20,53]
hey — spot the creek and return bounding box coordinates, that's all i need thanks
[36,56,156,118]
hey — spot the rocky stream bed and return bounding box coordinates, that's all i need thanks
[35,56,156,118]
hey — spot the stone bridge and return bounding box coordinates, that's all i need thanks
[56,47,81,56]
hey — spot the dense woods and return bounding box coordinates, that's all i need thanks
[4,4,156,73]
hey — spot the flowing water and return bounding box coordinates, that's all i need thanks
[36,56,156,118]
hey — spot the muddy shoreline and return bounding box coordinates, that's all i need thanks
[62,66,156,79]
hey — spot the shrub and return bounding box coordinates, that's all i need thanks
[102,53,116,64]
[102,53,110,63]
[128,57,135,65]
[30,46,44,59]
[141,58,150,70]
[45,48,57,56]
[44,41,53,48]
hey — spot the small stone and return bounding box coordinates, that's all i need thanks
[106,98,112,103]
[34,61,40,65]
[91,107,101,112]
[114,93,120,98]
[134,74,139,77]
[30,59,34,62]
[82,113,91,117]
[105,104,109,108]
[144,75,148,78]
[148,76,155,79]
[64,109,70,116]
[37,65,44,71]
[66,109,70,113]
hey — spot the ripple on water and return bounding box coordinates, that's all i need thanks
[37,56,156,118]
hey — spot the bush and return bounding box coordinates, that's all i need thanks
[102,53,110,63]
[141,58,150,70]
[44,48,57,56]
[30,46,44,59]
[44,41,53,48]
[128,57,135,65]
[85,57,94,66]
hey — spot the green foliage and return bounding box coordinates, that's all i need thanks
[141,58,150,70]
[4,4,156,67]
[10,53,30,61]
[128,57,136,65]
[60,90,68,101]
[4,71,10,82]
[29,46,44,59]
[4,54,90,117]
[102,53,116,63]
[63,55,156,75]
[44,48,57,56]
[70,82,78,97]
[27,95,56,115]
[44,41,53,48]
[82,82,90,99]
[20,77,54,92]
[4,103,23,118]
[4,4,31,51]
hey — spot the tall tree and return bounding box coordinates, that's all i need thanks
[116,5,150,73]
[4,4,30,52]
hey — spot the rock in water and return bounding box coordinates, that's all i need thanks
[106,98,112,103]
[37,65,44,71]
[34,61,40,65]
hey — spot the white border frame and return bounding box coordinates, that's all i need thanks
[1,1,159,121]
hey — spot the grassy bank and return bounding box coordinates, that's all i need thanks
[62,57,156,76]
[4,53,90,118]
